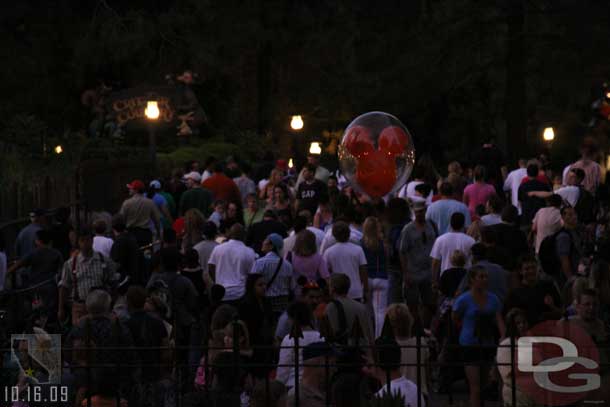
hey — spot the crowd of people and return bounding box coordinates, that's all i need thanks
[3,136,610,407]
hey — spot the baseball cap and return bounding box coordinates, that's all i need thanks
[149,180,161,189]
[126,180,145,192]
[266,233,284,252]
[276,159,288,171]
[303,342,336,362]
[409,198,427,212]
[184,171,202,183]
[29,208,47,218]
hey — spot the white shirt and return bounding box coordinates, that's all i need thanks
[276,330,323,387]
[283,234,298,257]
[375,376,426,407]
[320,226,363,254]
[193,239,218,275]
[323,242,367,299]
[93,236,114,258]
[285,227,325,254]
[555,185,580,207]
[430,231,475,274]
[208,239,257,301]
[398,180,433,204]
[201,170,212,183]
[503,167,527,214]
[481,213,502,226]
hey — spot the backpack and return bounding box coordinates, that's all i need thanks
[538,229,572,276]
[574,186,596,224]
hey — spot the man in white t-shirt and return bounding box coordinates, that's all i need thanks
[208,224,257,302]
[374,337,426,407]
[503,159,527,215]
[323,222,368,301]
[430,212,475,287]
[320,219,363,254]
[92,220,114,258]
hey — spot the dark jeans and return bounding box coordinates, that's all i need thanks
[129,227,153,248]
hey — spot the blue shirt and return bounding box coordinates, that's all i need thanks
[453,291,501,345]
[426,199,471,235]
[250,252,294,297]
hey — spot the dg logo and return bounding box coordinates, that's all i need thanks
[515,320,601,406]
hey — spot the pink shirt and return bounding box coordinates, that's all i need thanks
[463,182,496,216]
[290,252,329,282]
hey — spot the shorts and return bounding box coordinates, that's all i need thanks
[403,279,435,306]
[460,345,497,365]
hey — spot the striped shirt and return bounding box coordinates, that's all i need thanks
[58,252,115,301]
[250,252,294,298]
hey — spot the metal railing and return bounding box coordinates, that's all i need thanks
[4,315,606,407]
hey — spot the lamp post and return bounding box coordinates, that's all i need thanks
[542,127,555,142]
[145,100,160,175]
[309,141,322,155]
[290,115,304,131]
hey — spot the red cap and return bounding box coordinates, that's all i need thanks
[126,179,145,192]
[276,159,288,170]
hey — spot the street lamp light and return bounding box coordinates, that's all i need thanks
[290,115,304,131]
[309,142,322,155]
[542,127,555,142]
[54,145,63,154]
[145,100,160,176]
[288,158,294,169]
[145,101,160,120]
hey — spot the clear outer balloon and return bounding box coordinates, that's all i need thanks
[338,112,415,198]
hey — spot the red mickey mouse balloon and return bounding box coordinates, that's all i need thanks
[338,112,415,198]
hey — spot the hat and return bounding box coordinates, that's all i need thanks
[126,180,145,192]
[303,342,335,362]
[184,171,202,183]
[276,159,288,171]
[149,180,161,189]
[266,233,284,252]
[409,198,427,212]
[29,208,47,218]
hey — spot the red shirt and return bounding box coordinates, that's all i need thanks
[201,173,242,205]
[521,172,550,185]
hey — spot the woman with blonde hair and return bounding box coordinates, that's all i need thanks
[361,216,389,338]
[385,303,430,400]
[182,208,206,252]
[259,168,284,202]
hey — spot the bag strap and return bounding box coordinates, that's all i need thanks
[266,256,284,289]
[331,299,348,340]
[71,251,81,301]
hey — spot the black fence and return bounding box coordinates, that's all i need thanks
[4,315,607,407]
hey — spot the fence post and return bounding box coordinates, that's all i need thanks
[203,326,210,394]
[416,330,422,407]
[232,317,241,396]
[510,335,516,407]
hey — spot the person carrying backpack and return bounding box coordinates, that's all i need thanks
[538,207,583,288]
